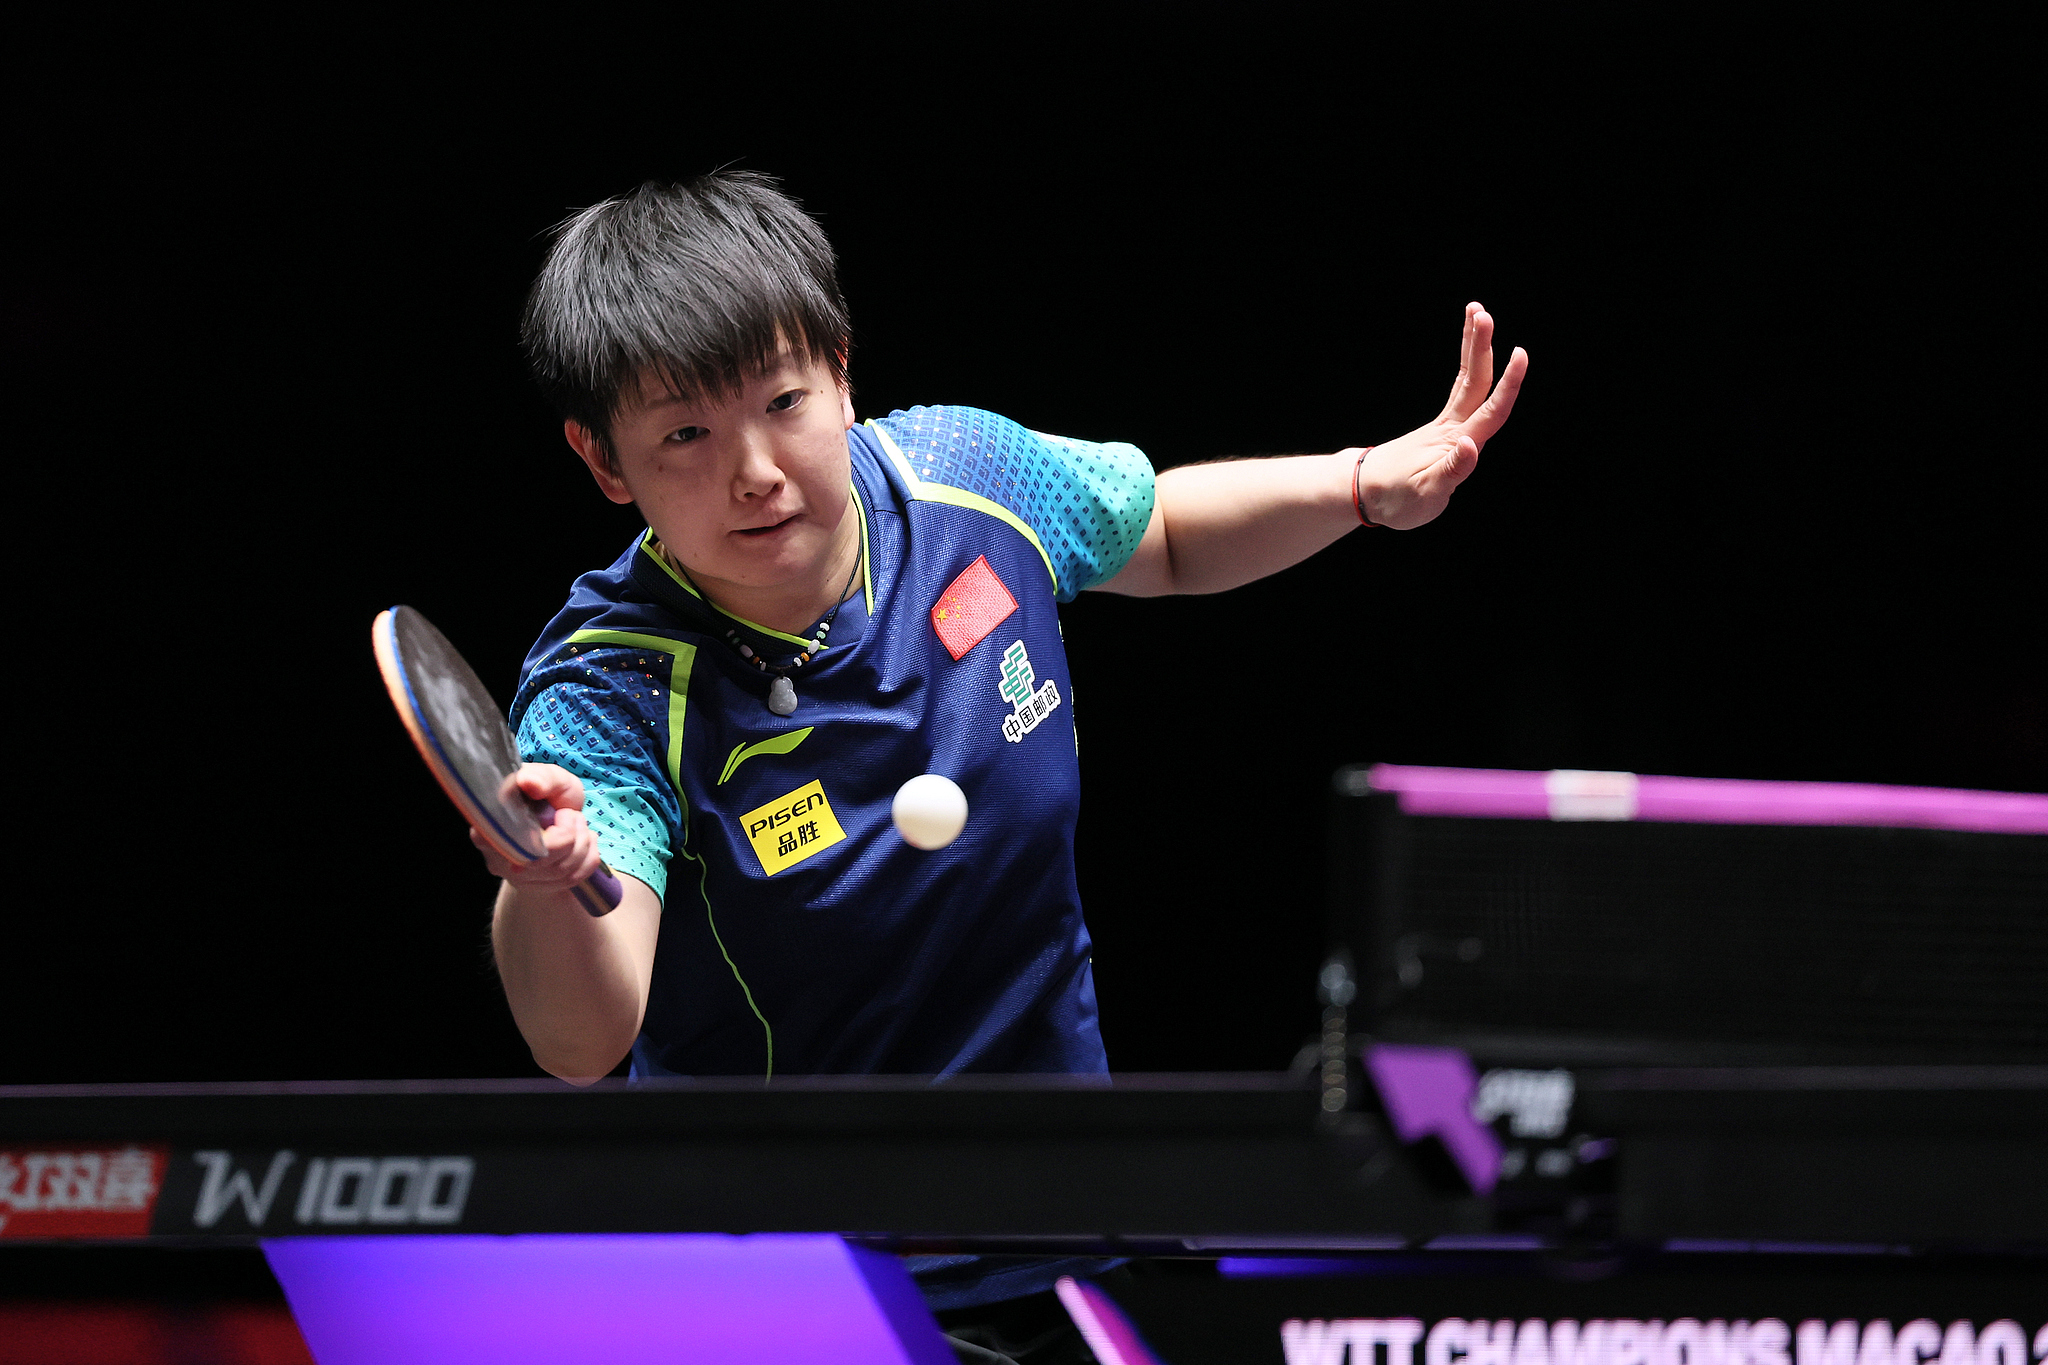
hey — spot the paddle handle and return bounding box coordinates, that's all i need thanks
[536,804,625,916]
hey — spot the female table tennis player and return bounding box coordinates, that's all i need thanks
[470,170,1524,1346]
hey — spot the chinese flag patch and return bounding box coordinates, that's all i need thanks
[931,555,1018,661]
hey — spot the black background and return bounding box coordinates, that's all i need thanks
[11,12,2041,1084]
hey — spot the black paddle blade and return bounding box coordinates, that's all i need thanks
[387,605,547,862]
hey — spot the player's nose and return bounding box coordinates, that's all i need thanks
[730,428,786,499]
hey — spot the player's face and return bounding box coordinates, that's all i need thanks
[574,352,858,620]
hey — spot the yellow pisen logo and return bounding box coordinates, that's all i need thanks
[739,779,846,876]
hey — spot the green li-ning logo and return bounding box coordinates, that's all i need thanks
[997,640,1061,744]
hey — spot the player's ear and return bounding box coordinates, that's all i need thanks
[566,420,635,505]
[833,358,855,430]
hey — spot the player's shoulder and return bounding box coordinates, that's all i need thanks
[868,404,1042,478]
[871,403,1009,443]
[869,404,1150,483]
[511,533,703,719]
[867,405,1155,603]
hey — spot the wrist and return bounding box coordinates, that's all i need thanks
[1349,447,1382,527]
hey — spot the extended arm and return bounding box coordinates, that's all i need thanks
[1095,304,1527,597]
[483,765,661,1084]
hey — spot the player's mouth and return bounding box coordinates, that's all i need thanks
[733,513,801,539]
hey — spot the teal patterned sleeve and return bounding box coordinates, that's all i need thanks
[871,406,1156,601]
[513,673,676,903]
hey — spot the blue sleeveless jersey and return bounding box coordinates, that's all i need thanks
[509,407,1154,1079]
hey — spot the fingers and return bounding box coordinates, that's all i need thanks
[1459,345,1529,445]
[534,807,604,882]
[512,762,585,810]
[1408,435,1479,506]
[1441,303,1496,424]
[1394,435,1478,529]
[471,807,604,890]
[538,806,589,857]
[1439,434,1480,488]
[470,826,517,879]
[1439,304,1476,419]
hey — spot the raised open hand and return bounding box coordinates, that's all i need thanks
[1350,302,1528,530]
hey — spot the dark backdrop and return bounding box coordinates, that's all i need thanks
[12,13,2040,1083]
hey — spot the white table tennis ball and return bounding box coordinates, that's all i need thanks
[892,773,968,850]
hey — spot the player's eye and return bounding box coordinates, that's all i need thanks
[768,389,806,413]
[667,425,708,444]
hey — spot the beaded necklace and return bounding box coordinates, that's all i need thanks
[668,536,864,717]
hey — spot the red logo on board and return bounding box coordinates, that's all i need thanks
[931,556,1018,661]
[0,1145,168,1238]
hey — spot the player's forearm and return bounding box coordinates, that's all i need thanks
[1110,452,1360,596]
[491,877,660,1084]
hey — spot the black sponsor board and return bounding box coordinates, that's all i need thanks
[3,1073,2044,1250]
[2,1076,1464,1244]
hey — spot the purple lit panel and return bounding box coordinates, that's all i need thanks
[1368,764,1552,821]
[1056,1276,1168,1365]
[1217,1256,1396,1277]
[263,1233,955,1365]
[1631,774,2048,832]
[1367,763,2048,834]
[1363,1043,1501,1195]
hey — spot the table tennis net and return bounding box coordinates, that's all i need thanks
[1330,778,2048,1062]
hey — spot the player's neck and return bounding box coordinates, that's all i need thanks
[666,519,862,637]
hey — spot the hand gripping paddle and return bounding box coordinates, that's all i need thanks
[373,606,623,917]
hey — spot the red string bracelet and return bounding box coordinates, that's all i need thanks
[1351,447,1379,526]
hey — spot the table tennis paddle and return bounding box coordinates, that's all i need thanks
[373,605,623,917]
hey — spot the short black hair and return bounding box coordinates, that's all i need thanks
[521,171,850,456]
